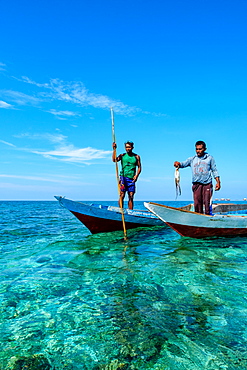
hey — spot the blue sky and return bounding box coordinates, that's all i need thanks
[1,0,247,201]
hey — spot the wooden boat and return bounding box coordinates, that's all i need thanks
[144,202,247,238]
[55,196,164,234]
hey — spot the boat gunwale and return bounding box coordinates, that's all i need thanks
[147,201,212,217]
[147,202,247,219]
[57,196,152,215]
[55,196,165,232]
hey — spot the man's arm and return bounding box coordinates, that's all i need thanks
[133,155,142,182]
[210,156,221,190]
[112,142,122,162]
[174,157,192,168]
[215,176,221,191]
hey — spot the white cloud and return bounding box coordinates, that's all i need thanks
[21,77,140,115]
[0,174,83,185]
[0,63,6,71]
[0,90,41,106]
[0,100,13,109]
[9,74,166,117]
[0,139,16,147]
[32,145,111,163]
[48,109,81,119]
[16,132,111,164]
[20,76,50,88]
[15,132,67,144]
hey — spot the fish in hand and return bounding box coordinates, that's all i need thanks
[175,167,181,199]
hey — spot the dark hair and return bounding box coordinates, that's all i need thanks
[195,140,206,149]
[125,141,134,148]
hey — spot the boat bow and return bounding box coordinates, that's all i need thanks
[144,202,247,238]
[55,196,164,234]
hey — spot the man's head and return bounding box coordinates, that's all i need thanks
[125,141,134,153]
[195,140,206,157]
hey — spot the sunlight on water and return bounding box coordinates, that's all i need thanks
[1,201,247,369]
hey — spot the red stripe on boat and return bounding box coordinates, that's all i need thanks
[71,211,147,234]
[166,222,247,238]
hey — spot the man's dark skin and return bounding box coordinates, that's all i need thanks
[174,143,221,191]
[112,142,141,209]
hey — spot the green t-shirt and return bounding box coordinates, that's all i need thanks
[120,153,137,179]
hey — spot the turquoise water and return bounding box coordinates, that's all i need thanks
[1,200,247,370]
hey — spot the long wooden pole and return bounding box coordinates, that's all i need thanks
[111,108,127,240]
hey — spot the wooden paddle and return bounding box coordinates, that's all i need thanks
[111,108,128,240]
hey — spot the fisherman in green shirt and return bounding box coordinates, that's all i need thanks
[112,141,142,209]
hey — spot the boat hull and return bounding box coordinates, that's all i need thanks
[55,196,164,234]
[71,210,152,234]
[166,222,247,238]
[144,202,247,238]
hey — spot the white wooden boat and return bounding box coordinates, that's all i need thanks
[55,196,164,234]
[144,202,247,238]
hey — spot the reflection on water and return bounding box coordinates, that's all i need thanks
[1,201,247,369]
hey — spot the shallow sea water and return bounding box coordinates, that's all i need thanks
[1,200,247,370]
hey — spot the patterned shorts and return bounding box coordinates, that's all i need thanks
[119,176,135,193]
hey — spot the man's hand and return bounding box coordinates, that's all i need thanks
[215,183,221,191]
[215,177,221,191]
[112,142,118,162]
[174,161,180,168]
